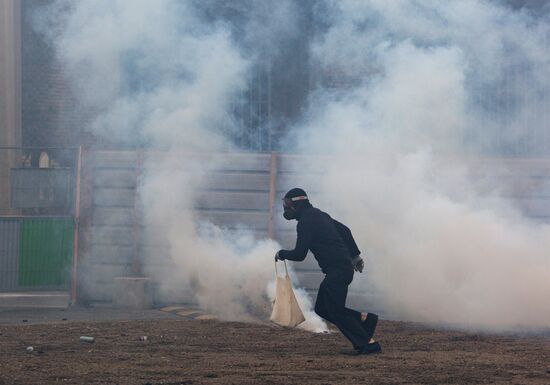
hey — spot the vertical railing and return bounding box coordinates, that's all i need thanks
[268,151,278,239]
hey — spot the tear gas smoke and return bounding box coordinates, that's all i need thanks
[36,0,326,331]
[36,0,550,332]
[289,0,550,330]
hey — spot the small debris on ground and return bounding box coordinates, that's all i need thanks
[1,318,548,384]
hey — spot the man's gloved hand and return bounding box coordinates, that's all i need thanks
[352,255,364,273]
[275,251,283,262]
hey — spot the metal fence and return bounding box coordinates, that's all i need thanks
[3,147,550,303]
[0,147,80,294]
[0,147,79,216]
[235,61,550,156]
[0,217,73,291]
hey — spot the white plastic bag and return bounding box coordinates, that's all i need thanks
[270,261,306,327]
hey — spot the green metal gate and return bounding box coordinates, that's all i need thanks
[1,146,80,296]
[0,217,73,290]
[18,218,73,288]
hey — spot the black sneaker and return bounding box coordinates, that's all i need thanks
[362,313,378,341]
[341,342,382,356]
[357,341,382,355]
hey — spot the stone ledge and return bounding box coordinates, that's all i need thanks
[0,291,70,309]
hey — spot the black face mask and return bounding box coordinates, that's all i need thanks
[283,208,296,220]
[282,198,296,220]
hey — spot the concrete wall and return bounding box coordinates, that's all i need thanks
[77,151,314,303]
[78,150,137,302]
[77,150,550,309]
[0,0,22,214]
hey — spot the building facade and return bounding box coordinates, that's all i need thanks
[0,0,22,214]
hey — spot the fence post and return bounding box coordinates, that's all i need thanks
[132,149,142,276]
[268,151,278,239]
[70,146,82,305]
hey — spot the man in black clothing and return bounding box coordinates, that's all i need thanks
[275,188,380,355]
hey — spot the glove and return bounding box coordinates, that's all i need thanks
[352,255,364,273]
[275,251,283,262]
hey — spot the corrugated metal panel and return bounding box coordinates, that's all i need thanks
[0,219,20,290]
[18,218,73,288]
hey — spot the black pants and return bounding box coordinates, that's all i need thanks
[314,265,370,349]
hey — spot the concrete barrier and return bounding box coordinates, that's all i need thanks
[112,277,153,309]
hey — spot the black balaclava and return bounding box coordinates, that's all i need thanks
[282,188,311,220]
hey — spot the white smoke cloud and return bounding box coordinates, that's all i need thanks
[36,0,325,330]
[36,0,550,332]
[140,152,326,330]
[39,0,248,148]
[310,0,550,153]
[292,0,550,330]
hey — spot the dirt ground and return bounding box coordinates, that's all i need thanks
[1,315,549,385]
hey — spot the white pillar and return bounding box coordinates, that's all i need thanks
[0,0,22,213]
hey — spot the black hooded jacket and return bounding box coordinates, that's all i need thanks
[278,205,361,273]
